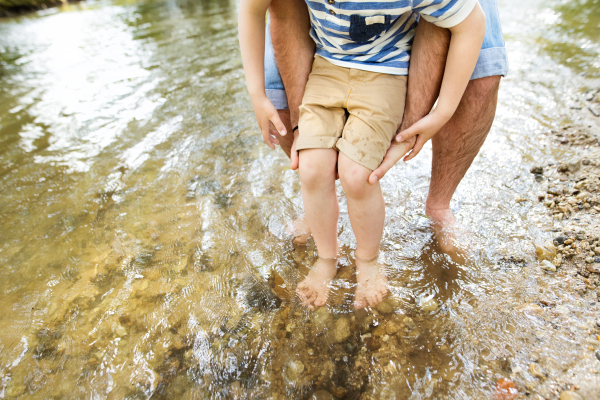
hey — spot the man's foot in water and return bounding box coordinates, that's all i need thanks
[286,216,311,246]
[296,257,337,309]
[354,256,388,309]
[427,208,467,264]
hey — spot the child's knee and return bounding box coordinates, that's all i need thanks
[339,161,371,198]
[299,149,336,187]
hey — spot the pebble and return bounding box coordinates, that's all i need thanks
[420,298,439,313]
[554,235,567,246]
[595,247,600,255]
[285,360,305,383]
[586,257,594,264]
[494,378,518,400]
[530,166,544,175]
[403,316,416,330]
[559,391,583,400]
[540,260,556,272]
[596,319,600,328]
[529,362,544,379]
[535,243,557,261]
[596,350,600,362]
[553,255,563,267]
[334,317,351,343]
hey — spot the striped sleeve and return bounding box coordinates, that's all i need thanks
[414,0,478,28]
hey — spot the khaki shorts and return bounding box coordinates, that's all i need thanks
[297,56,407,171]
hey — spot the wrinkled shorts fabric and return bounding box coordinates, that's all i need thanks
[297,57,407,171]
[264,0,508,110]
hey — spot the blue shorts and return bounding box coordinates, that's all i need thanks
[265,0,509,110]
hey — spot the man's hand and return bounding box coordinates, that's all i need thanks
[368,135,416,184]
[395,110,449,161]
[251,95,287,149]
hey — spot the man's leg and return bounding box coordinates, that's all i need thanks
[426,76,500,224]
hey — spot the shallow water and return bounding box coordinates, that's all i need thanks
[0,0,599,398]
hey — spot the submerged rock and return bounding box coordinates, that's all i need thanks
[334,317,351,343]
[238,275,281,311]
[313,307,330,325]
[420,298,439,313]
[375,300,394,315]
[285,360,305,384]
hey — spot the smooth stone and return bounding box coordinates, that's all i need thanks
[285,360,305,383]
[314,307,330,325]
[535,243,557,261]
[586,257,594,264]
[595,247,600,255]
[559,390,583,400]
[403,316,416,330]
[530,166,544,175]
[540,260,557,272]
[421,298,439,313]
[376,300,394,315]
[554,235,567,246]
[334,317,351,343]
[596,350,600,362]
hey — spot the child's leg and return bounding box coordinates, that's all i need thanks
[298,148,339,258]
[296,148,339,308]
[338,153,384,259]
[338,153,388,309]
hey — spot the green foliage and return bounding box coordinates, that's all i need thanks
[0,0,63,14]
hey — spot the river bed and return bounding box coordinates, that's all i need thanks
[0,0,599,398]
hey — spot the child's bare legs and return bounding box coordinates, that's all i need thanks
[296,148,339,308]
[337,153,388,309]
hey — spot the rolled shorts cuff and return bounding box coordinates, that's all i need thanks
[295,136,339,152]
[471,47,509,80]
[336,139,381,171]
[266,89,289,110]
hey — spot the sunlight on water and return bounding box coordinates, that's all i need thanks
[0,0,599,398]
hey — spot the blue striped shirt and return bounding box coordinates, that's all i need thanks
[307,0,478,75]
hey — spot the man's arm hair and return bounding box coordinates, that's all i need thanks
[269,0,315,128]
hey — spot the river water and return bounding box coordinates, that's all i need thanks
[0,0,599,398]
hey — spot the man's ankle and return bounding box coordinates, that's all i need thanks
[425,205,455,225]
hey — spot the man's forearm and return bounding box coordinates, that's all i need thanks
[269,0,314,127]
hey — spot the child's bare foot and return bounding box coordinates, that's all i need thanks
[354,256,388,309]
[296,257,337,309]
[286,216,311,246]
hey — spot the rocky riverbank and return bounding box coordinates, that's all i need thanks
[521,88,600,400]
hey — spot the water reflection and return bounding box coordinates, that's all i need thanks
[0,0,598,398]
